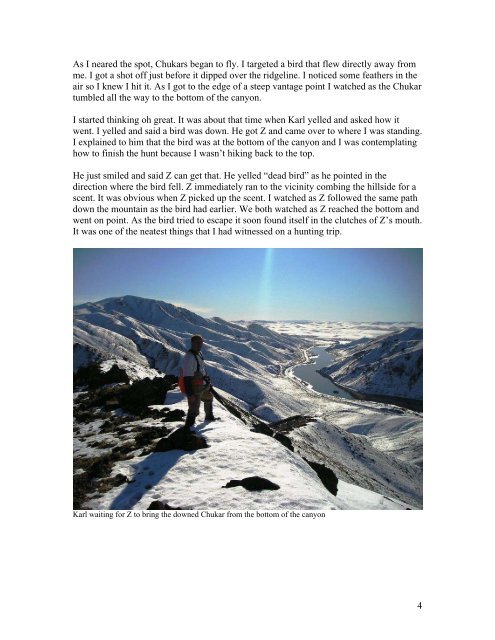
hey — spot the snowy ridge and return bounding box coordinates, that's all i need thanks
[320,327,423,401]
[73,296,423,508]
[74,295,304,401]
[82,395,412,510]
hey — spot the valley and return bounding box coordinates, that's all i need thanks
[73,296,423,509]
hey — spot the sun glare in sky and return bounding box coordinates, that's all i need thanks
[73,248,422,321]
[257,248,275,319]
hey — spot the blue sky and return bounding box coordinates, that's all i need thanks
[73,248,422,321]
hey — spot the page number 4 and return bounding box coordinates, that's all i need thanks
[417,602,422,610]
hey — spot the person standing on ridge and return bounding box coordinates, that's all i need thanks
[180,335,216,430]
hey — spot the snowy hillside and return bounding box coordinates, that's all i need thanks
[74,295,306,411]
[74,386,413,510]
[319,328,423,402]
[74,296,423,509]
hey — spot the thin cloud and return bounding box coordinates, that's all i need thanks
[168,300,213,315]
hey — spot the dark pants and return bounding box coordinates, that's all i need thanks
[185,386,214,428]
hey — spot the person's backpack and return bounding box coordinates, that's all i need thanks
[178,375,186,394]
[178,350,201,394]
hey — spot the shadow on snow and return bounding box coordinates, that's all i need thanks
[109,449,194,510]
[109,420,215,510]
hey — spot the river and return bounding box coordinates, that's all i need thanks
[291,344,422,412]
[291,346,354,399]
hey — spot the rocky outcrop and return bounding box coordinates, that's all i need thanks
[154,427,208,453]
[161,408,186,422]
[134,425,172,448]
[270,415,316,433]
[73,363,130,389]
[273,433,294,451]
[147,500,181,510]
[223,476,280,491]
[303,459,339,496]
[120,375,177,413]
[73,454,131,509]
[211,388,265,429]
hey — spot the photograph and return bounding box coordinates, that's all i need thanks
[73,248,423,511]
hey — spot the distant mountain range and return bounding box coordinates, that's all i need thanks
[73,295,423,509]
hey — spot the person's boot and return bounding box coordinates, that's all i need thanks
[183,413,196,431]
[204,401,217,422]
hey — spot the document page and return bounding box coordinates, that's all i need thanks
[4,1,492,638]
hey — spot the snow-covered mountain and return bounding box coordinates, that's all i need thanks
[74,295,305,412]
[73,296,423,509]
[319,327,423,401]
[74,388,415,510]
